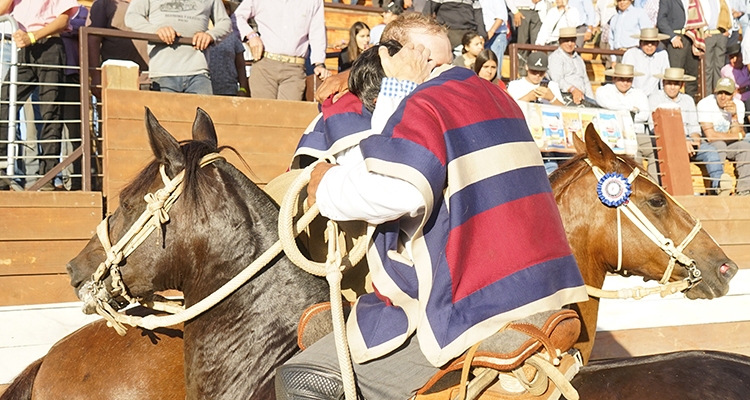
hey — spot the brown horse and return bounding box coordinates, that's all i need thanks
[0,116,741,399]
[552,126,737,363]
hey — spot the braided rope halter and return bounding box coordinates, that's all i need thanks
[76,156,367,400]
[78,153,225,334]
[583,158,703,300]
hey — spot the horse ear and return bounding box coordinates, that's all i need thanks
[145,107,185,176]
[192,108,218,149]
[584,123,616,170]
[572,131,587,155]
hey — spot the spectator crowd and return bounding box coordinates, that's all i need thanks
[1,0,749,195]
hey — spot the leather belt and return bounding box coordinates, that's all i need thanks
[263,51,305,65]
[516,7,534,10]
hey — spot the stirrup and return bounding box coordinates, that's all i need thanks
[276,364,348,400]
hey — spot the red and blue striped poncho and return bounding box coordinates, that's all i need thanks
[342,67,588,367]
[291,92,373,168]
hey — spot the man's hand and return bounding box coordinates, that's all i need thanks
[306,163,337,207]
[534,86,554,101]
[247,35,264,61]
[513,12,524,27]
[12,29,33,49]
[192,32,213,50]
[584,27,593,42]
[156,26,178,45]
[671,35,683,49]
[570,87,584,104]
[315,71,349,103]
[380,43,432,84]
[724,101,737,116]
[314,65,331,80]
[685,140,697,157]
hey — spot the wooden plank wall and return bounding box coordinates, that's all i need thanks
[324,4,383,53]
[0,192,102,307]
[102,89,320,213]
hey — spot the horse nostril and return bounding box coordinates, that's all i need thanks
[719,264,729,275]
[719,262,738,281]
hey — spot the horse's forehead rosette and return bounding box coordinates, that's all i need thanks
[597,172,632,207]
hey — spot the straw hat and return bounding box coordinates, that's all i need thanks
[558,27,584,39]
[630,27,670,41]
[603,63,644,78]
[653,67,696,82]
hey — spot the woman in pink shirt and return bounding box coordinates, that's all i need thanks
[0,0,79,190]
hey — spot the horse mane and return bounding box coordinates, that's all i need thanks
[548,151,644,198]
[119,140,236,212]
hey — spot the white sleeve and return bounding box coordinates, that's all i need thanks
[317,77,425,224]
[696,99,713,123]
[536,13,554,45]
[316,153,425,224]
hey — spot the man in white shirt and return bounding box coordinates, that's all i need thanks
[696,77,750,195]
[650,68,731,195]
[535,0,580,45]
[595,63,656,178]
[622,27,670,97]
[508,51,564,105]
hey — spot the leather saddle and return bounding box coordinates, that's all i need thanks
[298,304,582,400]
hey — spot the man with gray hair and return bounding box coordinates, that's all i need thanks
[276,12,587,400]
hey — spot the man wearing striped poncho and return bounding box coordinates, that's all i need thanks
[276,14,588,400]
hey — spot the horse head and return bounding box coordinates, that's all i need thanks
[553,124,736,299]
[66,108,231,311]
[65,108,328,398]
[550,124,737,363]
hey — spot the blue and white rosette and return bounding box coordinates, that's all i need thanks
[597,172,631,207]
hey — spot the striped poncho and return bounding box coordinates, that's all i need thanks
[291,92,373,168]
[343,67,588,367]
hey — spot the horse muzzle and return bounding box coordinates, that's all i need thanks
[78,280,129,315]
[685,260,738,300]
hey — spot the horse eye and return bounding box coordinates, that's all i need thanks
[647,195,666,209]
[121,199,134,212]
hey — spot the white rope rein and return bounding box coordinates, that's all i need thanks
[276,164,372,400]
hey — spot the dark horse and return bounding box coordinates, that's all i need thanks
[1,114,746,399]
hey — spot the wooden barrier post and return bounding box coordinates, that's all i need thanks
[652,108,694,196]
[101,60,140,92]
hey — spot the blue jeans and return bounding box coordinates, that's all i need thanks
[486,25,508,76]
[692,141,723,188]
[150,74,212,95]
